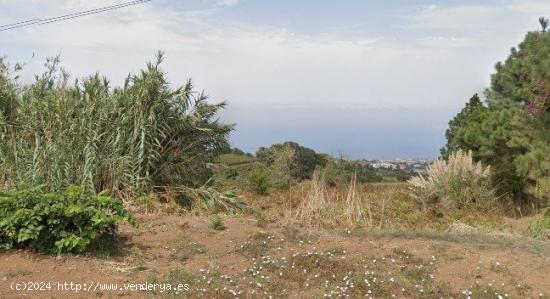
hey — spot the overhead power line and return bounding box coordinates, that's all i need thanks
[0,0,152,32]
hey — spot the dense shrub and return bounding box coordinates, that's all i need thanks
[0,186,136,254]
[247,168,270,195]
[256,142,325,181]
[409,151,495,209]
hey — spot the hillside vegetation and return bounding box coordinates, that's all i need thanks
[0,18,549,299]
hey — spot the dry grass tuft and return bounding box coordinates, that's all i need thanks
[408,150,494,209]
[344,171,364,226]
[294,169,328,227]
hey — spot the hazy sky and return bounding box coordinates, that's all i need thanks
[1,0,549,159]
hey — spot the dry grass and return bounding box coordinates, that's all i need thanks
[288,170,407,229]
[344,171,364,226]
[282,180,410,229]
[222,161,512,234]
[409,150,495,209]
[243,180,508,234]
[294,169,328,227]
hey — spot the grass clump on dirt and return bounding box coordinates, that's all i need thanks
[210,215,226,231]
[281,225,317,245]
[529,214,550,240]
[237,232,280,257]
[170,235,206,262]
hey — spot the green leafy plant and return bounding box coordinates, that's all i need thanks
[0,186,136,254]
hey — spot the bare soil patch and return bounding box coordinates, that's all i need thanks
[1,212,549,298]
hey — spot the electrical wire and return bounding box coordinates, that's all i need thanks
[0,0,151,32]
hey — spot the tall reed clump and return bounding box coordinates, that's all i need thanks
[0,53,244,211]
[344,171,364,226]
[408,150,494,209]
[295,168,327,227]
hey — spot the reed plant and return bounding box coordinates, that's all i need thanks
[0,53,244,211]
[295,168,327,227]
[344,171,364,226]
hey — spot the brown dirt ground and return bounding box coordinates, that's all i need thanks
[1,212,549,299]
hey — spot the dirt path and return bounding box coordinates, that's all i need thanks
[1,213,549,298]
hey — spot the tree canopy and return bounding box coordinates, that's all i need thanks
[442,21,550,204]
[256,141,325,182]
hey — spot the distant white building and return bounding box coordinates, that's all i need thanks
[371,162,397,170]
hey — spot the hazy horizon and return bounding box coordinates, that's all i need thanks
[222,104,452,160]
[2,0,549,159]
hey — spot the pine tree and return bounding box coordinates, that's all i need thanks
[443,20,550,203]
[440,94,485,159]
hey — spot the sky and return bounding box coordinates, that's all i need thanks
[1,0,549,159]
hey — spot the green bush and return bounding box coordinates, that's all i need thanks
[0,186,136,254]
[256,141,325,181]
[247,168,270,195]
